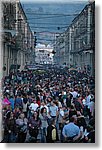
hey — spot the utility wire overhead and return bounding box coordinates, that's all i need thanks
[26,14,78,20]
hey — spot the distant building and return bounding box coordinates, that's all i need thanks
[54,33,65,67]
[35,47,53,65]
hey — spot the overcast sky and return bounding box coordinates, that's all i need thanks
[20,0,89,3]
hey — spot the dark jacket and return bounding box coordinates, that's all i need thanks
[46,124,59,143]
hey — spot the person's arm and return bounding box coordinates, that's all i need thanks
[62,126,67,138]
[62,126,68,142]
[56,107,59,117]
[56,110,59,117]
[28,118,32,127]
[73,130,82,142]
[29,104,32,110]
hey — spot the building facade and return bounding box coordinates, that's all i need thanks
[54,33,66,67]
[2,0,34,76]
[70,1,95,75]
[54,1,95,75]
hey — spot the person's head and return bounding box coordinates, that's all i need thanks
[9,95,14,99]
[17,94,21,98]
[41,102,45,106]
[9,111,14,118]
[86,91,90,96]
[47,97,52,102]
[62,105,67,110]
[77,116,86,128]
[16,107,20,111]
[51,101,54,106]
[19,113,25,119]
[69,115,77,124]
[70,104,75,110]
[77,95,82,101]
[41,107,47,114]
[33,99,37,103]
[50,118,56,126]
[33,111,39,120]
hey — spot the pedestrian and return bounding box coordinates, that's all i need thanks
[46,118,59,143]
[68,104,77,120]
[16,113,28,143]
[15,94,23,109]
[22,94,28,118]
[62,116,82,143]
[49,101,58,119]
[29,98,39,118]
[9,95,15,111]
[39,107,49,143]
[4,111,16,142]
[28,111,41,142]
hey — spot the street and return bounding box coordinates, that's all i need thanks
[1,0,95,143]
[2,67,95,143]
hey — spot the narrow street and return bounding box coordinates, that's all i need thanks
[1,0,95,143]
[2,67,95,143]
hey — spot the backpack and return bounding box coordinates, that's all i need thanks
[52,128,56,141]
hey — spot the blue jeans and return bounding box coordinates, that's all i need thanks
[40,128,47,143]
[4,132,16,143]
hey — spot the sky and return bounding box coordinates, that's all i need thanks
[20,0,88,3]
[20,0,88,47]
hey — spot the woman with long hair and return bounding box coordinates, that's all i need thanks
[4,111,16,142]
[39,107,49,143]
[28,111,41,142]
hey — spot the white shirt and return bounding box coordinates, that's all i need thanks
[86,95,91,107]
[88,101,95,116]
[29,103,39,111]
[60,109,64,117]
[70,91,78,98]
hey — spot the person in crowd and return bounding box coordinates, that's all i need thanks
[2,67,95,143]
[66,93,72,109]
[9,95,15,111]
[29,98,39,118]
[85,92,92,117]
[40,101,49,115]
[58,106,67,142]
[16,113,28,143]
[39,107,49,142]
[15,94,23,109]
[13,107,22,119]
[73,96,83,115]
[46,118,59,143]
[49,101,58,119]
[70,88,78,99]
[28,111,41,142]
[3,111,16,142]
[88,98,95,119]
[29,98,39,112]
[22,94,28,118]
[68,104,77,120]
[62,116,82,143]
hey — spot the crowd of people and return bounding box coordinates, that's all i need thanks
[1,67,95,143]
